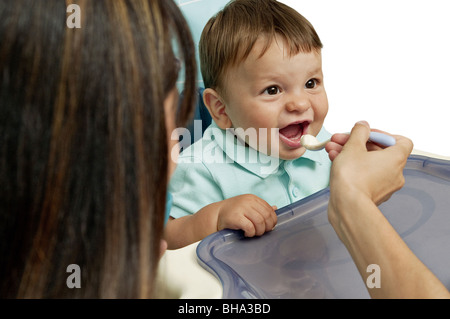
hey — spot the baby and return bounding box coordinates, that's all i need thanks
[165,0,331,249]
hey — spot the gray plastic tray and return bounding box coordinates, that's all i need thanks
[196,155,450,298]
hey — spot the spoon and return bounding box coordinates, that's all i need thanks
[301,131,396,151]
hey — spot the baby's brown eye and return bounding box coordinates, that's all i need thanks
[305,79,317,89]
[264,86,280,95]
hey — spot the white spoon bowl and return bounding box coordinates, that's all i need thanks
[301,132,396,151]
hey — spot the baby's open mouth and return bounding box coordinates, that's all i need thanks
[279,122,309,148]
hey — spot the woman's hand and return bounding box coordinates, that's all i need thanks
[326,121,413,206]
[324,122,450,298]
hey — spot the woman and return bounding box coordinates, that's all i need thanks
[326,121,450,298]
[0,0,196,298]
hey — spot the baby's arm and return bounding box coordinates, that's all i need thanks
[165,194,277,250]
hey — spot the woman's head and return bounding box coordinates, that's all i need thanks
[0,0,195,298]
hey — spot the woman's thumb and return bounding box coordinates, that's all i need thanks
[345,121,371,149]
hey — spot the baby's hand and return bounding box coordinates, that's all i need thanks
[217,194,277,237]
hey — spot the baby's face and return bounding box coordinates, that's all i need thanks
[220,35,328,160]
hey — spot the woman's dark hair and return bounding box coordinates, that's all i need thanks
[0,0,196,298]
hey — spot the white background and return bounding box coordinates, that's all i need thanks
[280,0,450,157]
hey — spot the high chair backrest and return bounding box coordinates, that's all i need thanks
[176,0,229,149]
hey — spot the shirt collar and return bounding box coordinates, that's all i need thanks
[207,121,329,179]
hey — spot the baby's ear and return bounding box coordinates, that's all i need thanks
[203,88,232,129]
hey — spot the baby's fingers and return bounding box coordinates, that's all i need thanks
[238,215,258,237]
[244,207,277,237]
[254,200,278,232]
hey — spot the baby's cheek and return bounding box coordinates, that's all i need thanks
[312,106,328,132]
[316,98,329,119]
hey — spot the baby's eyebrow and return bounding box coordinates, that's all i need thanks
[251,69,284,80]
[258,74,283,82]
[306,66,323,78]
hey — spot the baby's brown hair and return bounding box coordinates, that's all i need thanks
[199,0,322,91]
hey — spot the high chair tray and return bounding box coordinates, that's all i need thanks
[196,155,450,298]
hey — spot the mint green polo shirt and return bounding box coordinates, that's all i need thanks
[169,122,332,219]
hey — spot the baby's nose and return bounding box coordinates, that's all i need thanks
[285,92,311,112]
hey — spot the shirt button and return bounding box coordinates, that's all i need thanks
[292,187,299,198]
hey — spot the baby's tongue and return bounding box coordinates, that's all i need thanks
[280,124,301,138]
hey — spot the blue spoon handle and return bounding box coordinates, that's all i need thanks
[369,131,396,147]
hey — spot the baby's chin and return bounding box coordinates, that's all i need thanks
[276,146,308,160]
[254,141,307,160]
